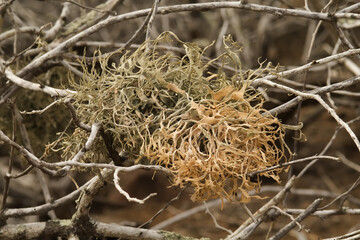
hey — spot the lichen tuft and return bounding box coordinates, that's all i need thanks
[58,32,292,203]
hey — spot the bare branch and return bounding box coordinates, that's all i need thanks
[1,1,360,239]
[20,99,61,115]
[336,152,360,173]
[58,0,117,15]
[1,102,16,210]
[205,201,233,234]
[258,79,360,152]
[44,2,71,41]
[319,176,360,210]
[0,26,41,42]
[64,99,91,131]
[15,2,360,86]
[226,176,297,239]
[324,228,360,240]
[113,168,157,204]
[139,186,187,228]
[0,219,168,240]
[297,117,360,179]
[268,198,323,240]
[285,207,360,217]
[0,130,58,176]
[1,180,87,219]
[3,68,75,97]
[151,199,222,230]
[145,0,160,42]
[60,122,101,172]
[73,168,113,220]
[248,155,339,177]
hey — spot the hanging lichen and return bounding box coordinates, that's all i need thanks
[57,32,292,203]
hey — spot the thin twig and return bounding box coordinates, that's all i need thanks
[20,99,61,115]
[226,176,297,239]
[0,26,40,42]
[139,186,188,228]
[60,122,101,172]
[6,165,34,179]
[44,2,71,40]
[64,99,91,131]
[285,207,360,217]
[268,198,323,240]
[319,176,360,210]
[0,130,59,176]
[55,0,117,15]
[151,198,222,230]
[113,168,157,204]
[215,9,230,56]
[340,2,360,13]
[258,78,360,153]
[297,117,360,178]
[14,2,360,83]
[242,203,257,224]
[324,228,360,240]
[4,67,75,97]
[145,0,160,42]
[336,152,360,173]
[122,1,157,50]
[205,202,232,234]
[1,100,16,210]
[12,103,58,220]
[270,206,302,231]
[73,168,113,221]
[247,155,339,177]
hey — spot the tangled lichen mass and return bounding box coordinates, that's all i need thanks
[61,32,290,203]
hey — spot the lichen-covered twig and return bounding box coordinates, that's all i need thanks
[0,219,205,240]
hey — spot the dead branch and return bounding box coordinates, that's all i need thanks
[268,198,323,240]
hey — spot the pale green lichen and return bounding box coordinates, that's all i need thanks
[56,32,291,203]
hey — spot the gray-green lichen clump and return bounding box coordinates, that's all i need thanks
[58,32,290,203]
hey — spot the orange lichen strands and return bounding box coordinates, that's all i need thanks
[63,32,292,203]
[146,85,287,203]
